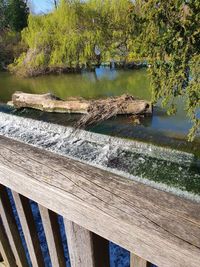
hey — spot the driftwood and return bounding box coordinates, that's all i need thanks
[8,91,152,128]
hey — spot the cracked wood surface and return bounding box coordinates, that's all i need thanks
[0,136,199,267]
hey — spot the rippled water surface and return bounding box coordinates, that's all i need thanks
[0,68,199,154]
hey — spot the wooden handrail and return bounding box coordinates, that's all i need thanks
[0,135,200,267]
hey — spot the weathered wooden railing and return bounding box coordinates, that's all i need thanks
[0,135,199,267]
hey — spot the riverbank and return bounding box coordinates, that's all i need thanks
[9,61,147,78]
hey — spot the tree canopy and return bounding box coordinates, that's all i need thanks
[6,0,29,32]
[10,0,136,76]
[130,0,200,140]
[0,0,29,69]
[0,0,29,32]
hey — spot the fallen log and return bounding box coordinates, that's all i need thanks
[8,91,152,128]
[8,92,90,114]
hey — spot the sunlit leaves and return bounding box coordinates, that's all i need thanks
[132,0,200,140]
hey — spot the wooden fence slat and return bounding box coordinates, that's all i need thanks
[64,220,110,267]
[12,191,44,267]
[130,253,148,267]
[0,185,28,267]
[64,220,95,267]
[0,218,17,267]
[39,205,66,267]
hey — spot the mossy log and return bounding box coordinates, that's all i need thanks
[9,92,152,115]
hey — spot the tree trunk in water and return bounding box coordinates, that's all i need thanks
[9,92,151,114]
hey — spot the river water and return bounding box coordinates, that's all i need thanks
[0,68,199,155]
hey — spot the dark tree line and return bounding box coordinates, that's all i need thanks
[0,0,29,32]
[0,0,29,69]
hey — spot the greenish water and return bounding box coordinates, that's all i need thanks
[0,68,150,102]
[0,68,199,155]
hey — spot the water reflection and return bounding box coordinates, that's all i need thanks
[0,68,150,102]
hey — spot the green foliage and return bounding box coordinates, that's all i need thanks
[10,0,135,76]
[0,0,8,32]
[0,0,29,32]
[0,0,29,69]
[6,0,29,32]
[0,30,26,70]
[130,0,200,140]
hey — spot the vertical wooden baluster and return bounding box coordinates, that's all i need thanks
[12,191,44,267]
[0,218,17,267]
[64,219,110,267]
[0,185,28,267]
[130,253,148,267]
[39,205,66,267]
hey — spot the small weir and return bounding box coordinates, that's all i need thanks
[0,110,199,202]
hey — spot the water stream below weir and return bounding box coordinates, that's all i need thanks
[0,111,199,202]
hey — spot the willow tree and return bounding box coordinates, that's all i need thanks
[131,0,200,140]
[84,0,134,62]
[10,0,134,76]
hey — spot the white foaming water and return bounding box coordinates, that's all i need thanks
[0,111,200,202]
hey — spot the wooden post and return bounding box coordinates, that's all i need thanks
[0,219,17,267]
[0,185,28,267]
[39,205,66,267]
[64,220,110,267]
[130,253,148,267]
[12,192,44,267]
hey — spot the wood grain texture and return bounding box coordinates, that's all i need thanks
[12,192,44,267]
[64,220,110,267]
[0,136,199,267]
[39,205,66,267]
[65,220,96,267]
[0,219,17,267]
[130,254,147,267]
[0,185,28,267]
